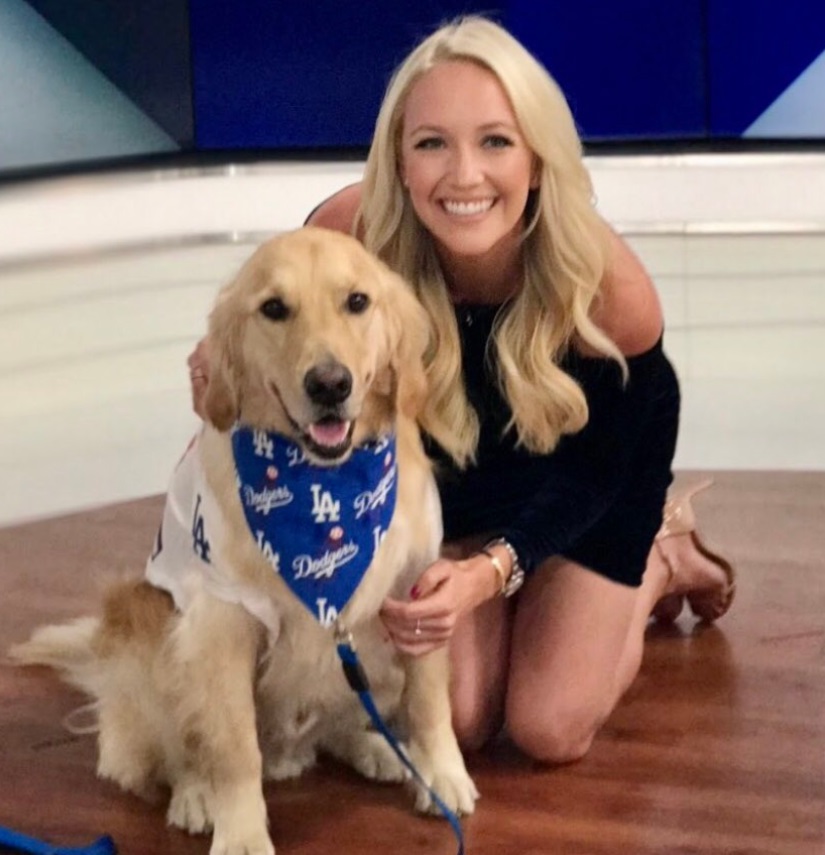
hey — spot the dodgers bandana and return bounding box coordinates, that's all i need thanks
[231,427,397,628]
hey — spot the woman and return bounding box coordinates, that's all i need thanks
[191,16,734,764]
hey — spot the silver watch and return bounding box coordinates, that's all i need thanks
[484,537,525,598]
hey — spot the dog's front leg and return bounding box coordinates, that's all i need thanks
[169,592,274,855]
[401,647,479,817]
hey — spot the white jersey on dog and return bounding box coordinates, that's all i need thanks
[145,435,282,634]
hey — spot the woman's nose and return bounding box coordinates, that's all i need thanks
[450,146,483,186]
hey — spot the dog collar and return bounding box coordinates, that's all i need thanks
[231,426,397,628]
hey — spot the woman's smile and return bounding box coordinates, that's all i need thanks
[441,197,497,217]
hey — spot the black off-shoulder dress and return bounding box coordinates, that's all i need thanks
[427,304,681,588]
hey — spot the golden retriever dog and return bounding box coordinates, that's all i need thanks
[11,227,478,855]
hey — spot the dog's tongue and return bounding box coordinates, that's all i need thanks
[308,419,351,448]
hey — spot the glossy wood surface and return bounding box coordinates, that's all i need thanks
[1,472,823,855]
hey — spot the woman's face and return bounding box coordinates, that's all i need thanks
[399,60,538,266]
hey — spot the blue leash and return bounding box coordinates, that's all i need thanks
[0,826,115,855]
[335,628,465,855]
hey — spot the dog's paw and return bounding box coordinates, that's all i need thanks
[98,761,162,804]
[209,829,275,855]
[97,722,161,802]
[320,728,407,783]
[346,731,408,783]
[210,796,274,855]
[264,750,316,781]
[168,780,214,834]
[205,779,274,855]
[407,744,479,817]
[413,766,479,817]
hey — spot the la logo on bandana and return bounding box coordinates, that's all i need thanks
[232,427,398,628]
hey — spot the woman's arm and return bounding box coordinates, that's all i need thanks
[589,224,664,357]
[188,337,210,419]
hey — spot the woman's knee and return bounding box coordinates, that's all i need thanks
[505,692,606,764]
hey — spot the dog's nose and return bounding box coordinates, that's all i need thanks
[304,362,352,406]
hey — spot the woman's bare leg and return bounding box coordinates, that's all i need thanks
[448,592,513,750]
[443,537,513,751]
[505,538,730,764]
[505,558,640,763]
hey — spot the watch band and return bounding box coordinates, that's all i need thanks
[483,537,525,598]
[479,547,508,594]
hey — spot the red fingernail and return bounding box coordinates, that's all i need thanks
[410,586,420,600]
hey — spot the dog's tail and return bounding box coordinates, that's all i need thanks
[9,617,105,734]
[9,616,100,682]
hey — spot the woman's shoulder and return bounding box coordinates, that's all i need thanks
[304,182,363,235]
[588,224,663,357]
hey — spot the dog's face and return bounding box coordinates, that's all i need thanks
[204,227,429,464]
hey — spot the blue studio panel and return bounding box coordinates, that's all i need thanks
[191,0,707,148]
[707,0,825,137]
[190,0,505,149]
[504,0,707,141]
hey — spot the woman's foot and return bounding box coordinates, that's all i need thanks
[652,480,736,624]
[655,532,735,622]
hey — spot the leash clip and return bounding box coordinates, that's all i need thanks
[334,622,371,694]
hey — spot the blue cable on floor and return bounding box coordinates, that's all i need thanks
[0,825,116,855]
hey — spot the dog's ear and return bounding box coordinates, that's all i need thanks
[203,287,245,431]
[381,271,430,420]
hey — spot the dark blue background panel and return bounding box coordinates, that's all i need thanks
[191,0,825,149]
[505,0,707,141]
[191,0,504,149]
[708,0,825,136]
[26,0,192,146]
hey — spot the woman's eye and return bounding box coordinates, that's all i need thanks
[346,292,370,314]
[413,136,445,150]
[260,297,290,321]
[483,134,514,149]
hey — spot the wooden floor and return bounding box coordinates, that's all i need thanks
[1,471,823,855]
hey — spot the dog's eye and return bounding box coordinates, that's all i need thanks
[346,292,370,314]
[260,297,290,321]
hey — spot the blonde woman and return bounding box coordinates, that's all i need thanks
[191,16,735,763]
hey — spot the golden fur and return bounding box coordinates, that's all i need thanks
[10,227,478,855]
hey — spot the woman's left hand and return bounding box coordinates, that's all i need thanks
[187,337,210,418]
[380,553,500,656]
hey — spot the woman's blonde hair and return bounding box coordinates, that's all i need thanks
[359,15,626,467]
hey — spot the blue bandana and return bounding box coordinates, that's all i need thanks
[231,427,397,628]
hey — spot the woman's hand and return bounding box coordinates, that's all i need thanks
[187,338,210,418]
[380,552,501,656]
